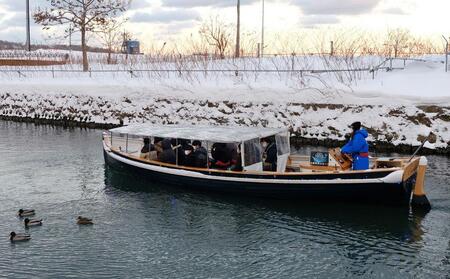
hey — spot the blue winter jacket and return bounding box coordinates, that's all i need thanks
[341,129,369,170]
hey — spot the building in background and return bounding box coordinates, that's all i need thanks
[122,40,140,55]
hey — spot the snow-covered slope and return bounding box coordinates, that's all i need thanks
[0,53,449,152]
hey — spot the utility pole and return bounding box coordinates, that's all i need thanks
[25,0,31,51]
[68,25,73,51]
[442,35,449,72]
[235,0,240,58]
[261,0,265,58]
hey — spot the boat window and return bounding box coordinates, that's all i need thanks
[243,138,262,167]
[111,132,128,152]
[127,134,145,155]
[275,132,290,156]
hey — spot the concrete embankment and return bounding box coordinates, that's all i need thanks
[1,92,449,155]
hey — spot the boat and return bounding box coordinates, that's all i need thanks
[102,124,431,208]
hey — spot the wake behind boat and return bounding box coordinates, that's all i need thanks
[103,124,431,208]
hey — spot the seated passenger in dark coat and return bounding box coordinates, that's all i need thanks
[261,137,277,171]
[211,142,232,169]
[182,144,196,167]
[158,138,176,164]
[192,140,208,168]
[230,144,243,171]
[172,138,189,166]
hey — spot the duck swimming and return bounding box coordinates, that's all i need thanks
[24,218,43,227]
[77,216,93,225]
[9,232,31,242]
[17,209,35,217]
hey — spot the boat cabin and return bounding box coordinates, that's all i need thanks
[105,124,291,173]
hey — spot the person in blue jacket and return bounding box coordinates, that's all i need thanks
[341,121,369,170]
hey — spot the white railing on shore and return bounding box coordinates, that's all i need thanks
[0,56,441,80]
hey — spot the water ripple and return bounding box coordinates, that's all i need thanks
[0,121,449,278]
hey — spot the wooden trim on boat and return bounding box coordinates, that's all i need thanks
[107,146,402,177]
[402,157,420,182]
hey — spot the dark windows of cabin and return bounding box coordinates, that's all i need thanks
[110,132,289,172]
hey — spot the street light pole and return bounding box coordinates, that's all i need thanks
[261,0,265,57]
[26,0,31,51]
[235,0,240,58]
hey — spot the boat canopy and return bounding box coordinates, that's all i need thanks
[109,124,288,143]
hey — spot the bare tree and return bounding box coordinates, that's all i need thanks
[385,28,411,57]
[96,18,127,64]
[34,0,130,71]
[235,0,240,58]
[199,16,232,59]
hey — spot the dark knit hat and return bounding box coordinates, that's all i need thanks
[351,121,361,131]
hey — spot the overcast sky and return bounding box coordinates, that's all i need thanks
[0,0,449,50]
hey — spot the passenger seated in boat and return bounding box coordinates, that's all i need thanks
[261,137,277,171]
[227,143,239,166]
[211,142,232,169]
[173,139,191,166]
[154,137,164,155]
[140,138,154,159]
[182,144,196,167]
[341,121,369,170]
[158,138,176,164]
[192,140,208,168]
[230,144,243,171]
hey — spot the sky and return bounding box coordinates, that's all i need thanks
[0,0,449,52]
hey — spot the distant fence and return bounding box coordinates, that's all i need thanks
[0,57,440,79]
[0,66,403,79]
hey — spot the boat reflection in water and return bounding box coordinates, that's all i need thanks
[104,165,427,245]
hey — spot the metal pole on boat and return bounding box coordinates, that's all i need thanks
[176,139,178,166]
[241,141,245,169]
[206,141,210,170]
[408,133,431,162]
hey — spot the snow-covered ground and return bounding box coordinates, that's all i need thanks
[0,52,449,152]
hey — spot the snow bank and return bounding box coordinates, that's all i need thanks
[0,53,449,153]
[0,92,448,152]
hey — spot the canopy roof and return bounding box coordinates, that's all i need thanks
[110,124,288,143]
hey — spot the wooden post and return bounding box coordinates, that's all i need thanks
[411,156,431,210]
[291,53,295,71]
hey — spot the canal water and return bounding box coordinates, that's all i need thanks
[0,121,449,278]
